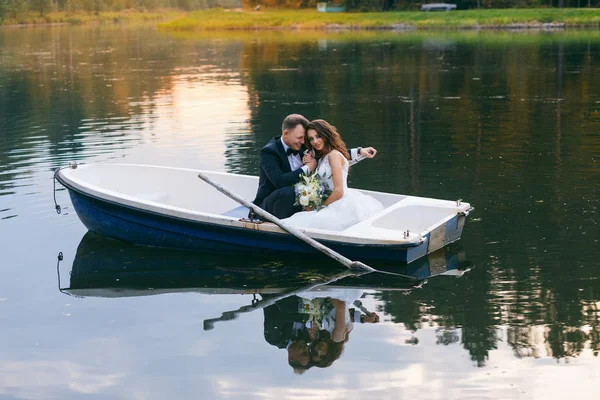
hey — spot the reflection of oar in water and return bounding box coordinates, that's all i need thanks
[203,269,361,331]
[203,263,469,331]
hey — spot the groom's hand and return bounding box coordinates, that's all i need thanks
[363,312,380,323]
[360,147,377,158]
[303,153,317,172]
[302,152,314,165]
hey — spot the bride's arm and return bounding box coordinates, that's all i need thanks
[324,152,345,207]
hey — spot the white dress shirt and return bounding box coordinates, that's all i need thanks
[281,137,310,175]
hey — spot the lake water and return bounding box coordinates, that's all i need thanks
[1,25,599,399]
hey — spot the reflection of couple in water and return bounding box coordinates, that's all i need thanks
[262,291,379,374]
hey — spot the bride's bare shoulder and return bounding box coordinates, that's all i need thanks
[327,150,345,162]
[327,150,348,167]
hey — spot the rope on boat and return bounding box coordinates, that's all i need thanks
[53,162,80,214]
[56,252,65,293]
[56,251,79,298]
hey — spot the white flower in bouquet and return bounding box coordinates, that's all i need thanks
[293,172,331,211]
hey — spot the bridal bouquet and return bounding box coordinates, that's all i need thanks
[293,173,331,211]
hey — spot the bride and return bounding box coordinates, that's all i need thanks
[283,119,384,231]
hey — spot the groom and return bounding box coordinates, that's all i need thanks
[252,114,377,220]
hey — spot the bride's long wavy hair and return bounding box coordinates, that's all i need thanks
[306,119,350,161]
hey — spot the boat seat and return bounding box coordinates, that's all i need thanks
[221,205,249,218]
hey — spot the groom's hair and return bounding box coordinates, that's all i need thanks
[282,114,309,133]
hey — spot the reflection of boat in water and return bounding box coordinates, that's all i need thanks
[61,232,471,298]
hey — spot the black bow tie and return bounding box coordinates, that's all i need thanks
[286,148,300,156]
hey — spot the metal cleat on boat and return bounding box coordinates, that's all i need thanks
[459,206,475,217]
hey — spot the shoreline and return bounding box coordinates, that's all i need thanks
[2,9,600,31]
[0,22,578,30]
[157,22,573,31]
[158,8,600,32]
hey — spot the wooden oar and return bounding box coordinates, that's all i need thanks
[198,172,375,272]
[203,269,360,331]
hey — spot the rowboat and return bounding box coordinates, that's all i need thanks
[60,232,470,299]
[55,163,474,264]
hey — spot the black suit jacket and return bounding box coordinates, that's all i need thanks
[253,136,307,206]
[263,295,310,349]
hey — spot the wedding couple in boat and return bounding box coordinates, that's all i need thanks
[252,114,383,231]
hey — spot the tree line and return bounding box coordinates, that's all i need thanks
[1,0,599,22]
[0,0,219,19]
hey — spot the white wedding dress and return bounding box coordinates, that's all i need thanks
[283,150,384,231]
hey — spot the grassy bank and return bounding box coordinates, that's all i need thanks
[165,29,600,46]
[158,8,600,31]
[0,9,183,26]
